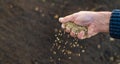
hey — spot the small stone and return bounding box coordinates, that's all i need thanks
[78,53,81,56]
[58,58,61,61]
[51,3,55,6]
[42,0,46,2]
[97,44,101,49]
[76,53,81,56]
[81,50,85,53]
[34,61,38,64]
[110,37,115,41]
[41,13,45,17]
[54,40,57,42]
[68,57,71,59]
[62,49,65,53]
[9,5,13,8]
[54,28,58,32]
[80,46,83,48]
[54,14,59,19]
[35,6,39,11]
[50,57,53,59]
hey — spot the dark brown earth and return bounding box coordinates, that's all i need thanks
[0,0,120,64]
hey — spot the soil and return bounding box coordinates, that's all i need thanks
[0,0,120,64]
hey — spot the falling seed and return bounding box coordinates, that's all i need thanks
[51,3,55,6]
[70,46,73,48]
[42,0,46,2]
[67,35,70,38]
[53,51,56,54]
[56,37,60,41]
[110,57,114,61]
[55,34,57,37]
[60,33,63,36]
[50,49,52,51]
[81,50,85,53]
[58,41,61,43]
[63,46,65,48]
[51,45,55,49]
[58,33,61,36]
[63,52,66,55]
[58,30,62,33]
[62,49,65,53]
[76,53,81,56]
[65,41,68,45]
[75,42,78,44]
[49,57,54,62]
[73,44,76,47]
[69,43,72,45]
[41,13,45,17]
[57,46,61,49]
[54,29,58,32]
[63,31,66,34]
[77,44,79,47]
[54,40,57,42]
[68,57,71,59]
[66,50,72,54]
[80,46,83,48]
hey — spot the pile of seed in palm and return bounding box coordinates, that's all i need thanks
[64,22,88,36]
[49,22,88,64]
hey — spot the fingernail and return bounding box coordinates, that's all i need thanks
[59,17,64,22]
[61,24,65,28]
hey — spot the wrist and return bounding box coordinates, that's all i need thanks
[98,12,112,32]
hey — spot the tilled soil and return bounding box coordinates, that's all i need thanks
[0,0,120,64]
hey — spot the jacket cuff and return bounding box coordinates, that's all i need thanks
[109,9,120,39]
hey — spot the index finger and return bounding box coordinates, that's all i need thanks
[59,14,75,23]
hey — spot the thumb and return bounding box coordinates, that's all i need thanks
[59,14,75,23]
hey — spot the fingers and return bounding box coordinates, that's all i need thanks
[59,14,75,23]
[87,24,97,38]
[77,31,86,39]
[70,31,76,37]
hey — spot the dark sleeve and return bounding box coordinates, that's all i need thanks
[109,9,120,39]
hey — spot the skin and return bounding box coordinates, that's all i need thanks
[59,11,112,39]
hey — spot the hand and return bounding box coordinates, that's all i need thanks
[59,11,111,39]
